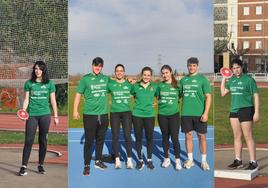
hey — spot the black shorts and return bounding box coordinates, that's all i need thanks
[229,106,254,122]
[181,116,207,134]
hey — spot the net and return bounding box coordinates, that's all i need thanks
[0,0,67,112]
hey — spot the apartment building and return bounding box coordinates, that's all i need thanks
[214,0,268,72]
[238,0,268,72]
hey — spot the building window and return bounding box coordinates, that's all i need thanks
[230,24,234,33]
[255,58,264,72]
[256,6,262,15]
[243,41,249,49]
[243,7,249,15]
[256,41,262,49]
[256,24,262,32]
[231,41,235,50]
[243,24,249,32]
[231,7,235,16]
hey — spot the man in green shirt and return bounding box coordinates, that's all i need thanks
[180,57,211,171]
[73,57,109,176]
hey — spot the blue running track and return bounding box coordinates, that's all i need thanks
[69,127,214,188]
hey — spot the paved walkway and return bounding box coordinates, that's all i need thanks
[0,144,67,188]
[0,114,67,133]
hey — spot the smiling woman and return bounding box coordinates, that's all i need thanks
[68,0,214,187]
[0,0,68,186]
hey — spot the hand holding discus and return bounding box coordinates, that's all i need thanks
[17,109,29,121]
[220,67,233,79]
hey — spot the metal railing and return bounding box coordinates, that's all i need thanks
[214,72,268,81]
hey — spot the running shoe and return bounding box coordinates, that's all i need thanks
[95,160,107,170]
[175,159,182,171]
[136,161,144,170]
[183,159,195,169]
[147,161,154,170]
[114,159,121,169]
[18,166,27,176]
[162,158,171,168]
[245,161,258,170]
[83,165,90,176]
[126,159,133,169]
[228,159,243,169]
[38,165,46,174]
[201,161,210,171]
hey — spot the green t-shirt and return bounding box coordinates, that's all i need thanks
[180,74,211,116]
[24,80,56,116]
[226,74,258,112]
[108,79,132,113]
[157,82,180,115]
[131,81,158,117]
[76,73,109,115]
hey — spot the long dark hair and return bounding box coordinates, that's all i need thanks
[231,58,245,73]
[161,64,177,88]
[30,61,49,84]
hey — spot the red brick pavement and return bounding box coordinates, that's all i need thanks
[0,114,67,133]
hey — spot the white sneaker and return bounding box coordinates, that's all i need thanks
[162,158,171,168]
[201,161,210,171]
[183,159,194,169]
[175,159,182,171]
[126,158,133,169]
[114,158,121,169]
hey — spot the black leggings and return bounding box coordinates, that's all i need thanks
[133,116,154,160]
[158,113,181,158]
[83,114,108,165]
[22,115,51,166]
[110,111,132,158]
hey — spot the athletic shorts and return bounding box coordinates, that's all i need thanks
[181,116,207,134]
[229,106,254,122]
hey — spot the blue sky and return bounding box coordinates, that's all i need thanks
[69,0,213,75]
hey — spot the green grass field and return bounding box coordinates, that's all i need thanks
[69,85,214,128]
[214,87,268,144]
[0,131,67,145]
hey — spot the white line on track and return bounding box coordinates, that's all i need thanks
[69,137,214,143]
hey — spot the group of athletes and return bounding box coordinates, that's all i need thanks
[17,57,259,177]
[73,56,212,176]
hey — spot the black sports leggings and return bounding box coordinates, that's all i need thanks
[158,113,181,158]
[83,114,108,165]
[110,111,132,158]
[133,116,154,160]
[22,115,51,166]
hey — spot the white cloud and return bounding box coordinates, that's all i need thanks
[69,0,213,75]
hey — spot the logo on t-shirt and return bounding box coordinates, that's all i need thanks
[123,86,129,90]
[238,81,242,85]
[116,100,122,103]
[100,79,105,83]
[41,85,47,89]
[192,80,197,83]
